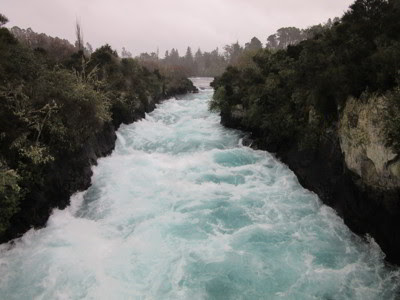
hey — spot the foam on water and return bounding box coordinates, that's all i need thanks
[0,77,399,299]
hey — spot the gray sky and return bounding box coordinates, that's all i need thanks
[2,0,354,56]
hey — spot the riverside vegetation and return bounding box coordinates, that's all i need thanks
[211,0,400,264]
[211,0,400,151]
[2,0,400,265]
[0,11,335,242]
[0,14,196,241]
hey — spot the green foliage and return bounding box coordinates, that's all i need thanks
[211,0,400,152]
[139,21,336,78]
[0,161,21,235]
[139,37,262,77]
[38,69,111,151]
[10,26,77,64]
[164,75,197,97]
[209,86,227,112]
[0,14,8,27]
[245,37,263,51]
[0,17,197,237]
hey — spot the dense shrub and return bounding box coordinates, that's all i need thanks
[0,17,196,236]
[0,161,21,235]
[211,0,400,152]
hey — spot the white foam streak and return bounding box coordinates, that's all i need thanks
[0,78,399,299]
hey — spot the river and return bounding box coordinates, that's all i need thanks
[0,78,399,299]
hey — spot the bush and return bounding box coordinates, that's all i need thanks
[211,0,400,153]
[0,20,198,237]
[0,161,22,235]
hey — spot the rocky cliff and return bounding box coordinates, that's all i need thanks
[221,96,400,265]
[339,96,400,189]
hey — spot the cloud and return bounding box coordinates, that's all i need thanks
[2,0,354,55]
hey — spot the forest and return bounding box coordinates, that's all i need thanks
[130,21,338,77]
[8,18,338,79]
[1,10,327,241]
[211,0,400,154]
[0,14,196,239]
[2,0,400,251]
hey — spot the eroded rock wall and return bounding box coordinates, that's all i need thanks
[220,95,400,264]
[339,96,400,189]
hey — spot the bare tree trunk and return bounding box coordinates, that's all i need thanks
[75,20,84,51]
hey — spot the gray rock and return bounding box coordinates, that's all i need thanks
[339,96,400,189]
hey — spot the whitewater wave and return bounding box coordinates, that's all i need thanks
[0,78,399,299]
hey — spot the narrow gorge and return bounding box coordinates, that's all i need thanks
[1,79,399,299]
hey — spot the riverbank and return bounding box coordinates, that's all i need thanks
[209,0,400,265]
[1,78,197,244]
[1,78,398,299]
[0,17,201,242]
[219,106,400,265]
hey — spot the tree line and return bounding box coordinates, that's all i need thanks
[211,0,400,153]
[0,14,196,238]
[133,19,338,78]
[8,17,337,79]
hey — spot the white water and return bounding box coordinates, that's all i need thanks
[0,78,399,299]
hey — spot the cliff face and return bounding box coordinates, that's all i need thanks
[220,96,400,265]
[339,96,400,189]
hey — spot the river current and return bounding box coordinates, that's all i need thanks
[0,78,399,299]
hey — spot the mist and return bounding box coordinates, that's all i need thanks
[2,0,353,55]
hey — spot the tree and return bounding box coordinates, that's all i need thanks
[0,13,8,27]
[245,37,263,51]
[169,48,180,64]
[75,20,84,51]
[276,27,303,48]
[0,18,198,240]
[89,44,118,68]
[184,46,194,73]
[185,47,193,63]
[10,26,76,62]
[86,42,93,55]
[195,48,203,60]
[0,161,21,235]
[121,47,132,58]
[223,42,243,64]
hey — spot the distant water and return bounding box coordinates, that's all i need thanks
[0,78,399,299]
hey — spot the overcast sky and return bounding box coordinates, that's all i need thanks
[3,0,354,56]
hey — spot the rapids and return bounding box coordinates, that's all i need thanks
[0,78,399,299]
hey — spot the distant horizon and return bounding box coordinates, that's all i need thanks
[6,21,332,59]
[2,0,354,56]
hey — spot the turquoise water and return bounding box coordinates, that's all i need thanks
[0,78,399,299]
